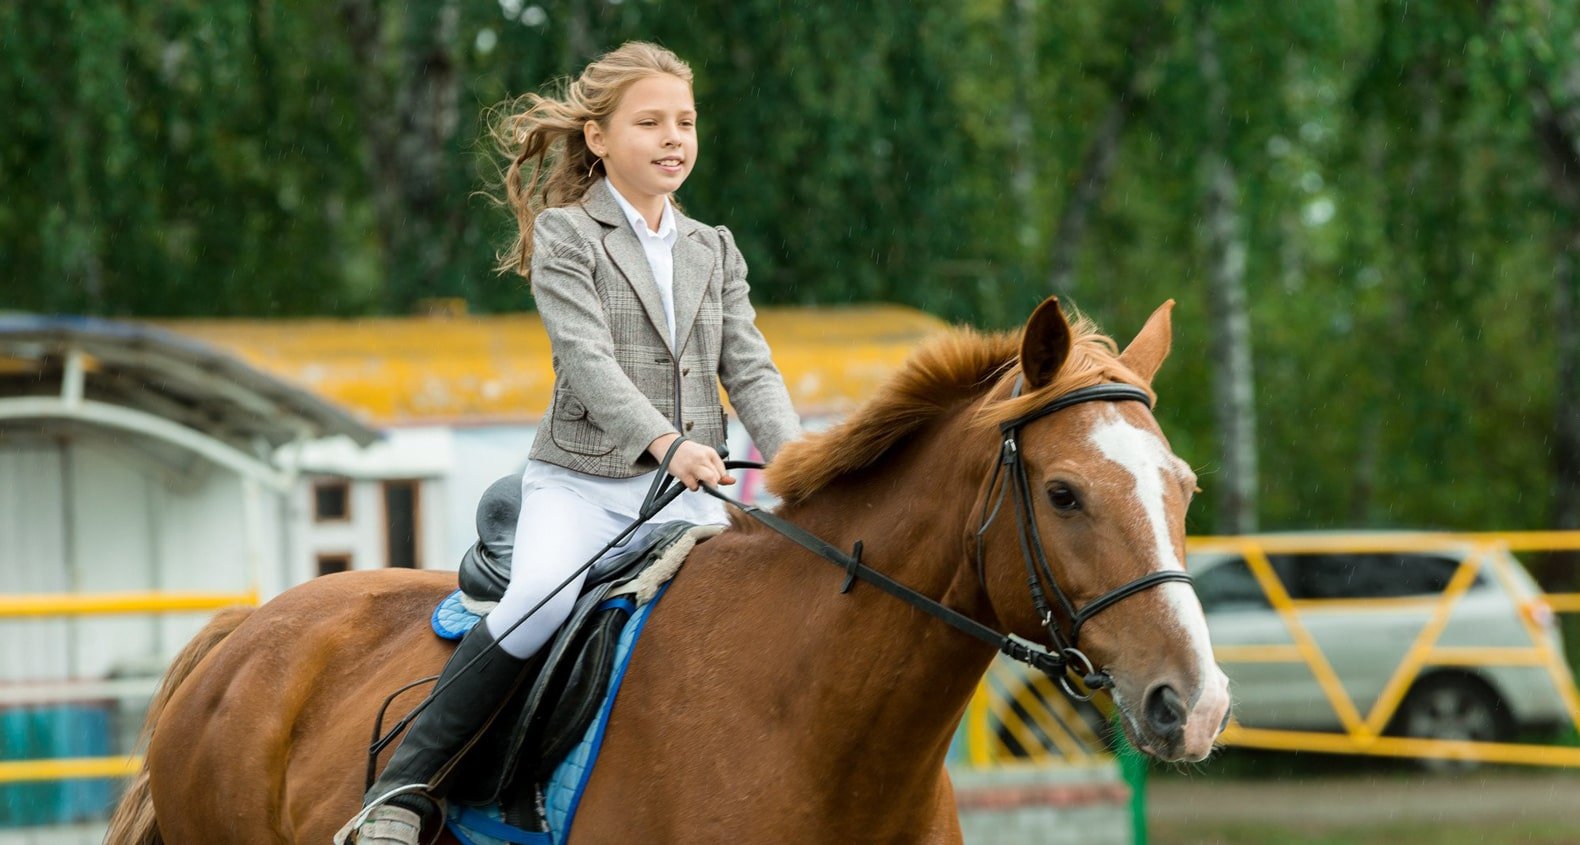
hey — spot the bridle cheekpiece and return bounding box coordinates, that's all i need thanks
[973,378,1195,698]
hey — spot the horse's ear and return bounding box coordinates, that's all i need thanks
[1119,300,1175,385]
[1021,297,1073,390]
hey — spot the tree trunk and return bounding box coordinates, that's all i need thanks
[390,0,462,308]
[1527,68,1580,548]
[1046,100,1131,306]
[566,0,596,69]
[1195,17,1258,535]
[1046,22,1158,306]
[1006,0,1037,254]
[339,0,463,312]
[1555,230,1580,535]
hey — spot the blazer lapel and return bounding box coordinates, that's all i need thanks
[603,227,674,350]
[671,227,716,355]
[581,180,675,350]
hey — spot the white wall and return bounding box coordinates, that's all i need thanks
[0,431,274,683]
[0,439,70,682]
[0,414,830,686]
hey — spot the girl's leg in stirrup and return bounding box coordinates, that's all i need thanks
[342,486,652,844]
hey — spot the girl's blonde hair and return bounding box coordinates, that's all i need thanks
[487,41,694,277]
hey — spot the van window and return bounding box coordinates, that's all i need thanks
[1267,553,1481,600]
[1194,558,1272,611]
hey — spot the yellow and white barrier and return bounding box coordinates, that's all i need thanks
[960,531,1580,769]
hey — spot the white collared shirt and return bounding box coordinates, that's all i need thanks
[605,179,679,350]
[520,181,728,528]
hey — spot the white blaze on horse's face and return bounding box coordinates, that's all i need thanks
[1070,405,1230,762]
[1088,408,1189,571]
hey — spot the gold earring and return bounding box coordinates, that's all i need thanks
[587,157,601,180]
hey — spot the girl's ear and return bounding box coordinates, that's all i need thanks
[583,120,604,157]
[1020,297,1073,389]
[1118,300,1175,386]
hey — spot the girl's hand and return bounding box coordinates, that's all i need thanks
[647,434,735,491]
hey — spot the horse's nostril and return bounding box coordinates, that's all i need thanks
[1145,685,1186,736]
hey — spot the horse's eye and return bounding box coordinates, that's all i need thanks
[1047,483,1081,512]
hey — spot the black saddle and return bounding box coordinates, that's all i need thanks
[445,474,708,830]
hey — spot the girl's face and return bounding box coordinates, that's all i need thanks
[585,74,697,203]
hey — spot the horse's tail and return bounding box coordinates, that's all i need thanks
[104,605,256,845]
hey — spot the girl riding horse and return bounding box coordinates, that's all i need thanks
[343,41,802,844]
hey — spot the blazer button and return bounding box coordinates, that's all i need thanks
[682,367,690,376]
[684,421,695,432]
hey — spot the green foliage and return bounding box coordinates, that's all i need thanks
[2,0,1577,537]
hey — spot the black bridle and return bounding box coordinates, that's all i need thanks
[705,379,1194,699]
[971,379,1194,698]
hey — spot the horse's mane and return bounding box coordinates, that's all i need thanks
[763,314,1154,507]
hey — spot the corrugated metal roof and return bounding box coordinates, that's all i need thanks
[156,305,948,427]
[0,313,379,447]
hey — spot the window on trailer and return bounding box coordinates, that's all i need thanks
[313,479,351,522]
[316,553,351,577]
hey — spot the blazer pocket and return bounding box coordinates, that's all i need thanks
[549,392,615,457]
[558,394,588,420]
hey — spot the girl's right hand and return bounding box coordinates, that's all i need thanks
[648,434,735,491]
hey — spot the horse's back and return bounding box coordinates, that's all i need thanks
[147,569,456,844]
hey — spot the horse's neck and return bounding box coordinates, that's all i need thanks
[684,406,999,789]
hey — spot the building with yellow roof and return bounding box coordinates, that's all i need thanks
[149,303,950,584]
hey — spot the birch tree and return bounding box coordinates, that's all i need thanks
[1195,8,1258,534]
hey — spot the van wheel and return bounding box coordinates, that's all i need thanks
[1391,674,1512,772]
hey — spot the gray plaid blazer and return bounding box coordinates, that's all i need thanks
[526,178,802,478]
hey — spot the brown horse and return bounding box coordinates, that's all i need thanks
[108,298,1228,844]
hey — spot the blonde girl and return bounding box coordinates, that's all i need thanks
[340,41,801,845]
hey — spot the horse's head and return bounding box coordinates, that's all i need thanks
[972,297,1229,762]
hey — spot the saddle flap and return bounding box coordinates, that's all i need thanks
[528,601,632,781]
[447,584,621,810]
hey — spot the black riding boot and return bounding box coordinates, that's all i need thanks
[362,622,529,820]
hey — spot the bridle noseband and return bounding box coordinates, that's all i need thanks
[973,379,1195,699]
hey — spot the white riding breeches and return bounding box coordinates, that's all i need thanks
[483,484,669,659]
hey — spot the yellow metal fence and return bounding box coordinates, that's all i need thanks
[0,591,255,784]
[958,531,1580,768]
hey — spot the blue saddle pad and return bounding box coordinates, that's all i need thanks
[432,590,484,641]
[442,582,671,845]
